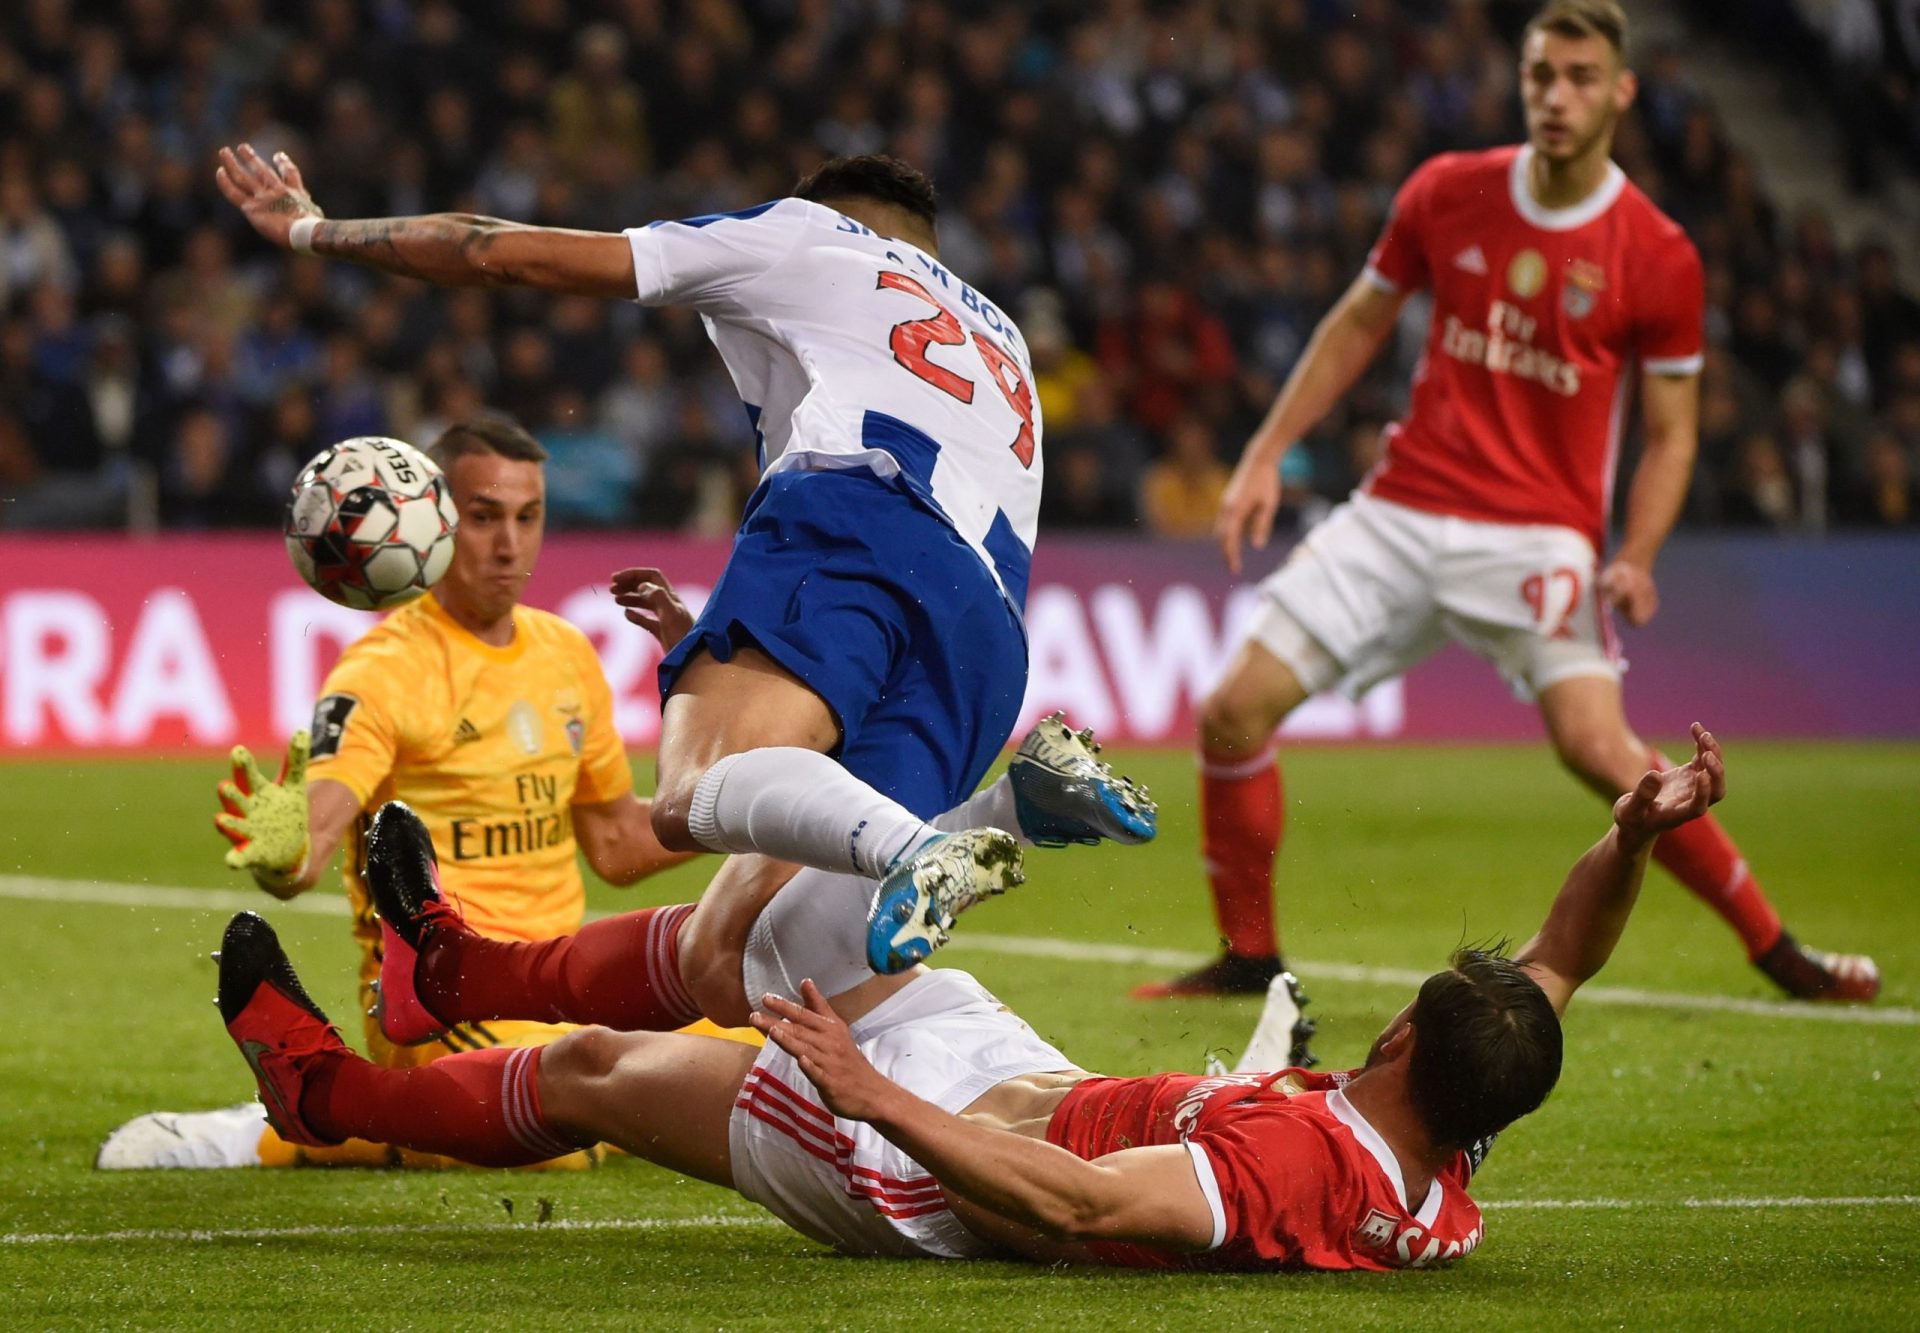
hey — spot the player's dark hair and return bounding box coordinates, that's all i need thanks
[793,155,939,227]
[427,411,548,469]
[1406,946,1563,1150]
[1526,0,1627,56]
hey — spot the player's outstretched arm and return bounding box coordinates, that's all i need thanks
[1517,724,1726,1014]
[1217,273,1407,573]
[573,794,701,886]
[214,144,636,298]
[754,983,1217,1250]
[214,734,361,899]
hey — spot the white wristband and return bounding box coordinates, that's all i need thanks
[288,216,320,255]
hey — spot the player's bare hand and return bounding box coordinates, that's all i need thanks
[751,981,896,1122]
[609,566,693,650]
[1215,447,1285,576]
[1612,723,1725,848]
[214,144,323,250]
[1600,559,1659,627]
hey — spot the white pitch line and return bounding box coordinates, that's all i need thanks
[940,933,1920,1028]
[0,1213,778,1247]
[1481,1195,1920,1212]
[4,873,1914,1028]
[0,876,350,917]
[7,1196,1917,1246]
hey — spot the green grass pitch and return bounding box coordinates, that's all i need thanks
[2,742,1916,1328]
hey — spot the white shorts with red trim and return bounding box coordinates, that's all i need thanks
[727,968,1079,1258]
[1254,492,1623,701]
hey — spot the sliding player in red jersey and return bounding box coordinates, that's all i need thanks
[207,716,1729,1269]
[1141,0,1876,1006]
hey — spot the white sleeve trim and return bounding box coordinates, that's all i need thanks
[1642,353,1703,376]
[1183,1140,1228,1252]
[1360,264,1400,294]
[622,226,673,306]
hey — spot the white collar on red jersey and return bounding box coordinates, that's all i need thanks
[1327,1088,1446,1226]
[1508,144,1627,232]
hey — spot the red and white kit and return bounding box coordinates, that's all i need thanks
[1257,144,1704,698]
[727,969,1079,1259]
[1046,1067,1487,1272]
[731,972,1485,1271]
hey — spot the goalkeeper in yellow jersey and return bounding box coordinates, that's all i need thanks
[100,412,730,1169]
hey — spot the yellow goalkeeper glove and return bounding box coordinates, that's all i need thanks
[215,731,312,895]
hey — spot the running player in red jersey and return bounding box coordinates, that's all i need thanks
[208,715,1727,1270]
[1140,0,1877,1006]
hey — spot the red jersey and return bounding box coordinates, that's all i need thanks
[1046,1068,1487,1272]
[1361,144,1704,553]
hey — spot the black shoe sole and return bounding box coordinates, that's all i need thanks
[365,800,444,951]
[216,912,330,1026]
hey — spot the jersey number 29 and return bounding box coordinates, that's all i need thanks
[877,271,1037,468]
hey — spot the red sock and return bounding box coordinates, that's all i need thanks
[302,1045,577,1167]
[1652,816,1784,960]
[421,904,701,1031]
[1199,744,1283,958]
[1645,750,1783,959]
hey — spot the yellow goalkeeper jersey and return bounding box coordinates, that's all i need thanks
[308,591,634,951]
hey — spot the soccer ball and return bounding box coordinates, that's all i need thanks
[284,437,458,610]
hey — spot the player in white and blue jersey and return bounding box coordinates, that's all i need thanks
[217,146,1154,980]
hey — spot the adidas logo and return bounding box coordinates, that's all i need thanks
[1453,245,1488,275]
[452,718,481,746]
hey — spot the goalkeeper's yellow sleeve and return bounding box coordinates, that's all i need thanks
[214,731,312,894]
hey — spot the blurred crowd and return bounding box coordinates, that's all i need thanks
[1683,0,1920,197]
[3,0,1919,538]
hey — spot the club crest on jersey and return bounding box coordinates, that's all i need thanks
[507,700,543,755]
[1561,259,1606,319]
[555,697,584,756]
[1354,1209,1398,1249]
[1505,249,1546,300]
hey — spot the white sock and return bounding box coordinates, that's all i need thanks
[741,868,878,1004]
[686,748,936,879]
[741,781,1025,1004]
[929,774,1024,843]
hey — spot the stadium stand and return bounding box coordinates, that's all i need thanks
[1677,0,1920,194]
[1,0,1916,534]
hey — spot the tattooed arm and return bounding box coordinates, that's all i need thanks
[215,144,635,298]
[306,213,636,296]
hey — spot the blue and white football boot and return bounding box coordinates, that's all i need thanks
[865,829,1025,975]
[1009,712,1158,847]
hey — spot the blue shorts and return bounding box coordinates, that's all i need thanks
[658,468,1029,818]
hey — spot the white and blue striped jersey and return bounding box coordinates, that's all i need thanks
[624,197,1042,605]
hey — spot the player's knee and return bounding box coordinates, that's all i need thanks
[1551,725,1641,792]
[1198,682,1281,756]
[647,778,700,852]
[535,1027,627,1127]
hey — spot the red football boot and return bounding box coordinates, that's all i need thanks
[365,800,469,1045]
[1758,932,1882,1002]
[216,912,344,1148]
